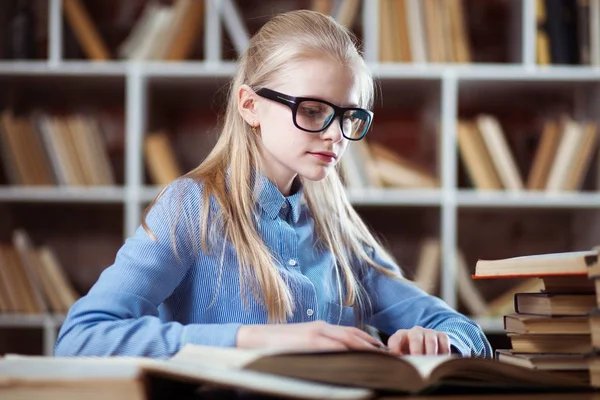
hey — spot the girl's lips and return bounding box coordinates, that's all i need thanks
[309,152,336,162]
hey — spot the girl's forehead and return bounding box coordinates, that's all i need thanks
[274,58,360,103]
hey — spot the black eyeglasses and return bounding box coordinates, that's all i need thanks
[254,88,373,141]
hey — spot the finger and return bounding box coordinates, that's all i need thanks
[398,332,412,355]
[321,325,382,347]
[437,332,451,355]
[313,336,349,351]
[387,331,405,355]
[347,327,386,347]
[408,331,424,355]
[424,331,438,355]
[322,327,383,351]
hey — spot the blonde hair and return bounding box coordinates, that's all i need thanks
[143,9,401,324]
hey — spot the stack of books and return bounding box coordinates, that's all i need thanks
[474,249,600,384]
[587,251,600,386]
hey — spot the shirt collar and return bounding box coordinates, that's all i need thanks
[254,173,304,223]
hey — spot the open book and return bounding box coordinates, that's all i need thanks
[171,345,587,394]
[2,345,589,398]
[0,355,371,400]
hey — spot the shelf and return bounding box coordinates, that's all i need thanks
[1,61,599,81]
[346,188,443,206]
[141,61,238,77]
[0,61,127,76]
[0,314,65,328]
[0,186,127,203]
[369,63,600,80]
[140,186,443,206]
[457,190,600,209]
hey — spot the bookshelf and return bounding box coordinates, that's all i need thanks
[0,0,599,356]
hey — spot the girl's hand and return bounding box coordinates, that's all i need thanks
[237,321,385,351]
[387,326,451,355]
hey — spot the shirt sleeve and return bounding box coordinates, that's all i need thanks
[362,248,493,358]
[54,178,242,359]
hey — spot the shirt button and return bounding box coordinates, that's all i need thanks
[288,259,297,266]
[282,203,287,209]
[306,309,314,316]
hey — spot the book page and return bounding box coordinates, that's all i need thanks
[500,250,598,261]
[173,344,294,369]
[401,355,455,379]
[0,357,143,381]
[149,360,373,400]
[1,355,372,400]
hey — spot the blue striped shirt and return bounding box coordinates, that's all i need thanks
[55,176,492,359]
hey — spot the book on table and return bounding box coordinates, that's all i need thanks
[473,249,599,279]
[2,344,590,399]
[472,248,599,386]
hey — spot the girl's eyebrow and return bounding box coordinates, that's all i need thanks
[300,94,359,108]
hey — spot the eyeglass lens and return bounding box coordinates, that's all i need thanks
[295,100,370,139]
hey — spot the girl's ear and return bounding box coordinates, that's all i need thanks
[237,84,260,127]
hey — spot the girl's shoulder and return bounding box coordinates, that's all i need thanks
[159,176,211,205]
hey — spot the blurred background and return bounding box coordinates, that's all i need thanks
[0,0,599,359]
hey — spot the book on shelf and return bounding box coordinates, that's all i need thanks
[62,0,111,60]
[458,113,599,193]
[383,0,471,64]
[339,139,438,189]
[144,131,183,186]
[0,229,78,315]
[412,238,487,316]
[538,0,600,66]
[475,114,524,191]
[413,237,440,294]
[456,120,503,190]
[0,110,116,187]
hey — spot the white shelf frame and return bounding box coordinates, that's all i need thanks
[0,0,598,355]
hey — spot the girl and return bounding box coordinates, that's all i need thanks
[55,10,491,359]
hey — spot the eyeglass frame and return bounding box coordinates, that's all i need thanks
[253,87,373,141]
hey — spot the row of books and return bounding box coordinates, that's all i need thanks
[117,0,205,61]
[378,0,471,63]
[144,130,441,190]
[14,0,599,66]
[473,247,600,385]
[458,114,598,192]
[67,0,360,62]
[537,0,600,66]
[411,238,556,318]
[339,139,439,189]
[0,229,78,315]
[0,110,115,186]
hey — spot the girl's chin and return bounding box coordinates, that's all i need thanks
[298,167,331,182]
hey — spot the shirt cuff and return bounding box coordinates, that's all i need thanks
[181,323,243,348]
[446,331,470,356]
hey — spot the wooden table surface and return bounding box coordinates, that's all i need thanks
[381,393,600,400]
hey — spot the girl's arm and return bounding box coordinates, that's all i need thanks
[362,250,493,358]
[54,179,242,358]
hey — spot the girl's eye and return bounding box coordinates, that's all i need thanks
[300,106,323,118]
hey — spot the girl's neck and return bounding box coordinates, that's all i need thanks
[270,174,299,197]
